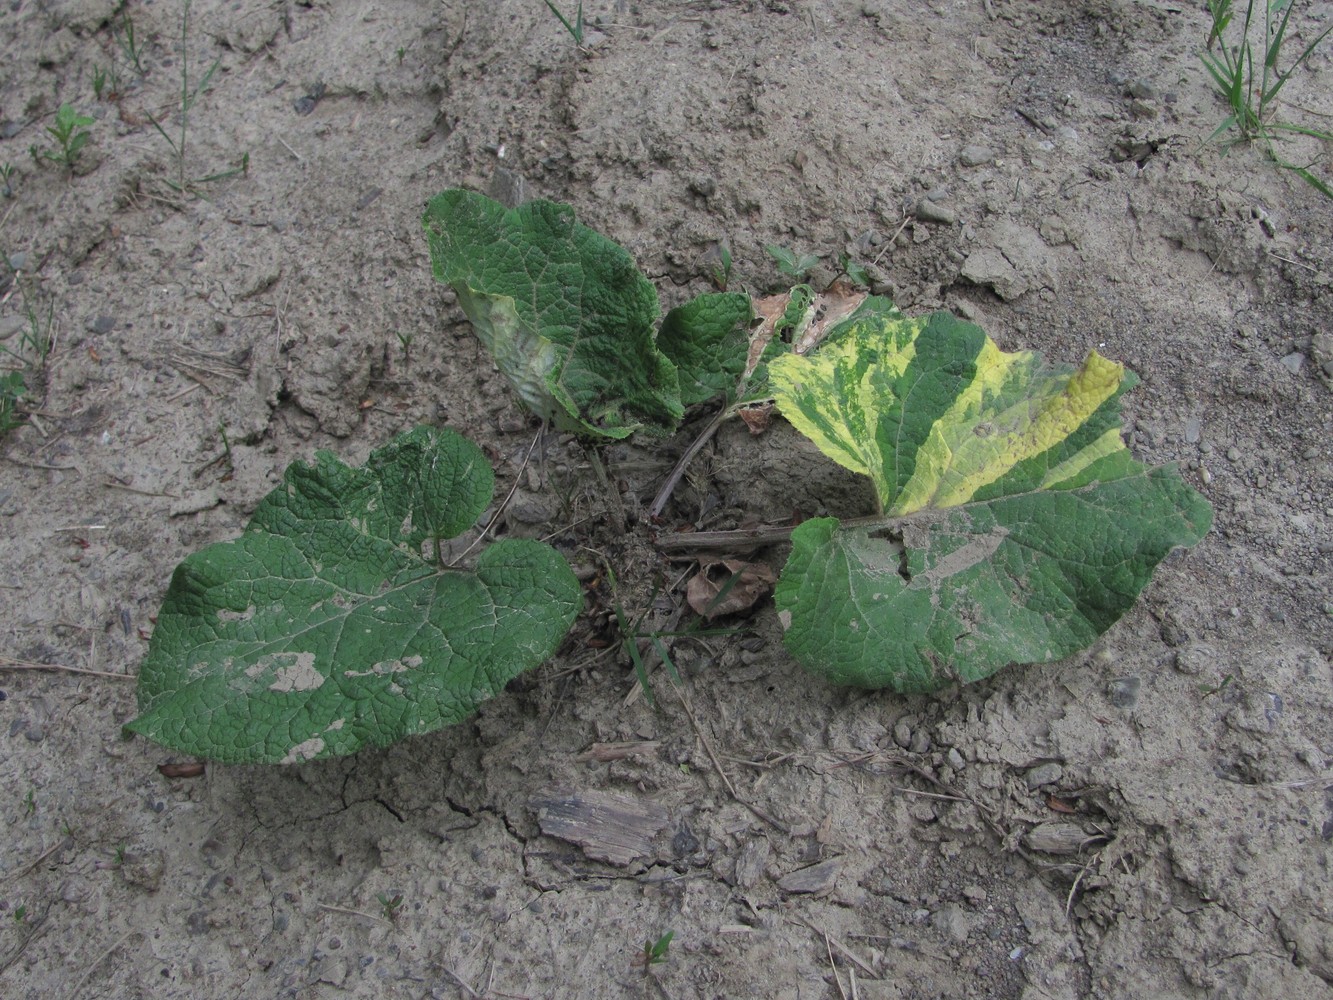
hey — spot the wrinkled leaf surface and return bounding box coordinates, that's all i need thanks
[424,190,682,438]
[657,292,752,407]
[770,312,1212,691]
[128,427,582,763]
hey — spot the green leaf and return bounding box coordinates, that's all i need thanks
[765,244,821,278]
[770,313,1212,692]
[657,292,752,407]
[127,427,582,764]
[423,189,683,439]
[0,370,27,436]
[839,253,871,288]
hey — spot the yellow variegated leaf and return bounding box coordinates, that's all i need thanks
[770,309,1212,692]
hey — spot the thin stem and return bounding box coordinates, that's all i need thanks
[655,511,895,553]
[648,405,726,519]
[179,0,191,192]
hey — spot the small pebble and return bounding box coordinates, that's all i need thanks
[909,729,931,754]
[1025,763,1064,789]
[959,144,994,167]
[1280,352,1305,374]
[1226,446,1241,462]
[1126,78,1156,99]
[946,747,966,770]
[1159,619,1189,647]
[1184,417,1201,444]
[893,716,915,749]
[672,823,700,857]
[1107,676,1140,709]
[915,198,957,225]
[86,315,116,335]
[688,175,717,198]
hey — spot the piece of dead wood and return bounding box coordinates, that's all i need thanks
[574,740,661,763]
[734,837,770,889]
[1024,821,1109,855]
[0,656,134,680]
[529,787,669,867]
[777,857,842,895]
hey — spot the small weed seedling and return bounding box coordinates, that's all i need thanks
[13,904,28,925]
[1199,674,1236,698]
[0,162,14,197]
[1202,0,1333,196]
[118,8,149,76]
[837,251,871,288]
[602,566,738,707]
[542,0,585,46]
[23,788,36,817]
[0,372,26,438]
[710,244,734,291]
[377,892,405,921]
[37,104,95,169]
[217,424,234,474]
[766,243,821,280]
[2,270,57,365]
[0,270,55,441]
[148,0,247,195]
[395,330,414,361]
[634,930,673,973]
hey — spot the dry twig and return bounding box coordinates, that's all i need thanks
[0,656,134,680]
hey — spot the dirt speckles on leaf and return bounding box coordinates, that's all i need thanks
[921,525,1009,585]
[126,427,581,764]
[280,736,325,764]
[267,652,322,692]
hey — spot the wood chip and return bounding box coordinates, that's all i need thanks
[574,741,661,763]
[777,857,842,894]
[529,787,669,867]
[1024,821,1106,855]
[734,836,770,889]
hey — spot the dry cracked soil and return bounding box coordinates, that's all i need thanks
[1,1,1331,998]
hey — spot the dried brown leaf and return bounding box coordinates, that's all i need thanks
[686,559,778,619]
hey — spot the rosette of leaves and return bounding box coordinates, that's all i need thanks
[423,189,750,438]
[127,427,581,764]
[768,311,1212,692]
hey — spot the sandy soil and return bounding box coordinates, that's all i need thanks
[1,1,1331,997]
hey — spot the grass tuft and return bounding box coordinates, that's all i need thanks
[1201,0,1333,197]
